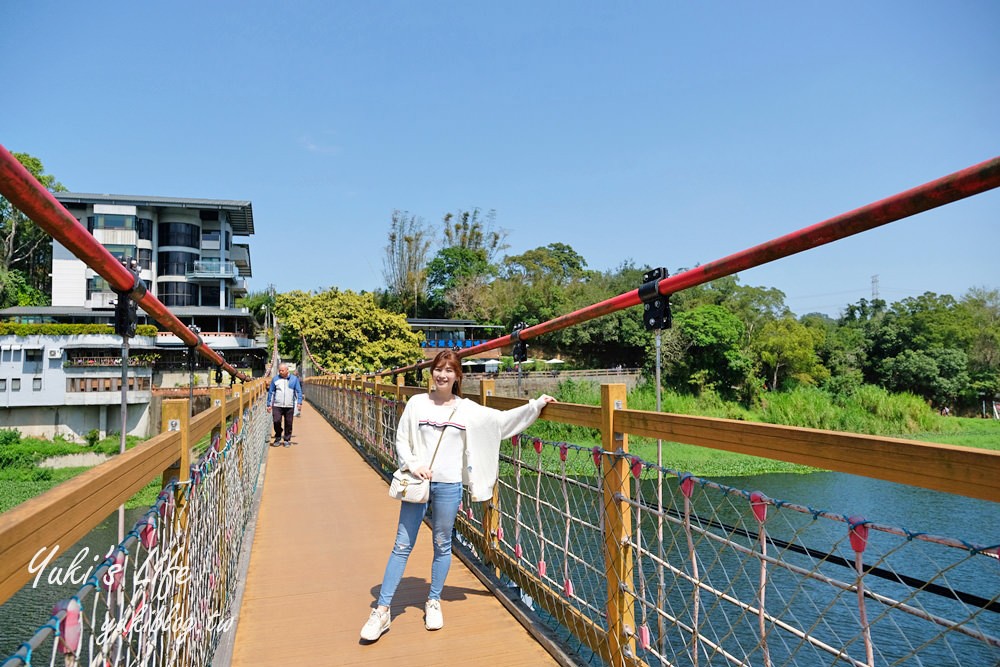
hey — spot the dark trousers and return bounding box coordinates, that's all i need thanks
[272,406,295,441]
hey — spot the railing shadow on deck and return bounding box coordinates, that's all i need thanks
[0,380,270,667]
[307,375,1000,667]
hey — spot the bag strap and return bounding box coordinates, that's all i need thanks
[427,405,458,472]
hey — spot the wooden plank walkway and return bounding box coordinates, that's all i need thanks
[228,404,562,666]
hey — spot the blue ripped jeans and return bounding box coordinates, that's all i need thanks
[377,481,462,607]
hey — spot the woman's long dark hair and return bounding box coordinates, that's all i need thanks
[431,349,463,397]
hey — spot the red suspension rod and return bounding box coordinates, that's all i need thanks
[381,155,1000,377]
[0,144,249,381]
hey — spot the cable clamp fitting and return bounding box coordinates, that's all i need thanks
[638,267,671,330]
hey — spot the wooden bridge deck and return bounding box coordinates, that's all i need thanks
[226,404,563,666]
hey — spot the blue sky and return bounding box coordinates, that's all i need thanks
[3,1,998,317]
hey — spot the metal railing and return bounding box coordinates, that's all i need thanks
[309,376,1000,667]
[0,384,271,666]
[187,261,239,280]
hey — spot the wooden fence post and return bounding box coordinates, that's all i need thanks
[210,386,227,447]
[161,398,190,490]
[601,383,635,666]
[479,379,500,571]
[235,386,244,475]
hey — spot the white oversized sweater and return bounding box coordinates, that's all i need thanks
[394,392,548,502]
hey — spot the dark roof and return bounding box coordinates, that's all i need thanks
[407,318,504,329]
[54,192,254,235]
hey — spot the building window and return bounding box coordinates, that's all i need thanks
[137,218,153,241]
[200,285,221,307]
[11,378,20,392]
[67,376,151,393]
[33,377,42,391]
[138,248,152,271]
[201,230,221,250]
[157,251,198,276]
[104,244,138,262]
[25,349,43,363]
[225,231,232,251]
[87,214,136,232]
[158,222,199,248]
[0,379,6,391]
[87,276,112,299]
[158,282,199,307]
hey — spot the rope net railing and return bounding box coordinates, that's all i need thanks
[1,398,271,667]
[308,381,1000,667]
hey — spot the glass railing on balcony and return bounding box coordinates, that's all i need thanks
[63,355,159,368]
[187,260,239,279]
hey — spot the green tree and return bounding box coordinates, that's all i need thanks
[665,304,753,399]
[274,288,423,373]
[960,287,1000,398]
[670,273,788,344]
[381,210,432,316]
[0,266,47,308]
[237,287,276,331]
[441,208,507,264]
[502,242,587,285]
[0,152,65,304]
[877,347,969,406]
[753,317,829,390]
[548,262,652,367]
[425,246,493,313]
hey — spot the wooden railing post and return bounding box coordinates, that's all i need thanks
[395,374,405,417]
[210,386,227,447]
[479,379,501,571]
[159,397,193,664]
[601,383,635,666]
[161,398,190,490]
[374,377,386,455]
[235,386,244,475]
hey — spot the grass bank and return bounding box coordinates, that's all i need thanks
[0,430,159,514]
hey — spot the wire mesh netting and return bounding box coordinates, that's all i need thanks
[315,382,1000,667]
[1,397,270,667]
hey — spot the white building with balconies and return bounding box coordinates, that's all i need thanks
[50,193,253,311]
[0,331,156,439]
[0,193,267,439]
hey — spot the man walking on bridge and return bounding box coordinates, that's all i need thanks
[267,363,303,447]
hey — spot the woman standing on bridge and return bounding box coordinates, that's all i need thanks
[361,349,555,642]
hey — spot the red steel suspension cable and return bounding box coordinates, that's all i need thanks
[379,155,1000,377]
[0,144,250,381]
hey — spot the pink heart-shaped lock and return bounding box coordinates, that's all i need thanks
[750,491,767,523]
[639,624,651,650]
[849,516,869,553]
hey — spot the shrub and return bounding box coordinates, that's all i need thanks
[0,429,21,447]
[0,323,157,337]
[85,429,101,447]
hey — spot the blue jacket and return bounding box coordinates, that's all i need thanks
[267,374,303,408]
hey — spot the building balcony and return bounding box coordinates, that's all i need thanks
[87,292,119,309]
[63,355,158,368]
[156,330,255,349]
[231,243,252,277]
[187,260,239,281]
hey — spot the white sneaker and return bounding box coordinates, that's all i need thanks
[360,608,390,641]
[424,599,443,630]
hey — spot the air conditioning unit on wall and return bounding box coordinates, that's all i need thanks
[47,348,62,358]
